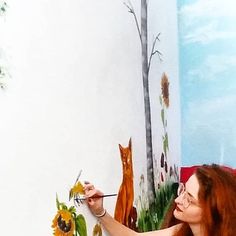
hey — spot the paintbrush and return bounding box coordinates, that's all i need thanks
[75,193,117,201]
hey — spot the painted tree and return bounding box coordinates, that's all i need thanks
[124,0,162,205]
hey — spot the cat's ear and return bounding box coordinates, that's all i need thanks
[128,138,132,149]
[119,144,122,151]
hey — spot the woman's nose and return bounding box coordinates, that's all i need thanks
[174,193,184,204]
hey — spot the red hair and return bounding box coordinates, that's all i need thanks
[174,164,236,236]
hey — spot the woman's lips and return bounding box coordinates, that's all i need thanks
[175,205,183,212]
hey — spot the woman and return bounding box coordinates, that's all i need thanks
[84,164,236,236]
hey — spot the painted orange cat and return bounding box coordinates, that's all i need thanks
[114,138,136,229]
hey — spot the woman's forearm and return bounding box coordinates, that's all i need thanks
[98,211,138,236]
[98,211,181,236]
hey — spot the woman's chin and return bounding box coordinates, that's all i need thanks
[173,207,183,220]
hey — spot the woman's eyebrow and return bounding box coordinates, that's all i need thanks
[185,183,197,199]
[186,191,195,198]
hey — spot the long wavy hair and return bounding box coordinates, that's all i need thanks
[174,164,236,236]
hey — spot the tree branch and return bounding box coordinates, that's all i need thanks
[124,1,142,42]
[148,33,162,74]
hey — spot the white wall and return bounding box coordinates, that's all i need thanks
[0,0,180,235]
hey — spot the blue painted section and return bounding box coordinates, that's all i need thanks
[177,0,236,167]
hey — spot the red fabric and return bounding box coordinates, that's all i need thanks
[180,165,236,183]
[180,166,199,183]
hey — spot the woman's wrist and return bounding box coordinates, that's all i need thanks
[94,209,106,218]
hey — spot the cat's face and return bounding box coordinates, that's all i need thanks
[119,139,133,174]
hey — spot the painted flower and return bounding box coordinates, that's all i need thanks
[52,209,75,236]
[161,73,169,108]
[69,181,85,201]
[93,223,102,236]
[160,152,165,168]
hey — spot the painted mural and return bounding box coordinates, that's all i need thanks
[52,172,105,236]
[0,0,180,235]
[178,0,236,167]
[52,1,180,235]
[123,0,162,204]
[135,73,179,232]
[121,0,179,232]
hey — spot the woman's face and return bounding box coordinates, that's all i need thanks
[173,174,202,224]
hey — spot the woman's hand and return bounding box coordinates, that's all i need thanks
[84,182,105,216]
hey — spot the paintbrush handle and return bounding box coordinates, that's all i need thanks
[76,193,117,201]
[93,193,117,198]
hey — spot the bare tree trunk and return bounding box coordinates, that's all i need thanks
[141,0,155,204]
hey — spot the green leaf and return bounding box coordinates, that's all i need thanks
[161,109,164,125]
[165,133,169,150]
[75,214,87,236]
[56,194,60,210]
[69,206,76,214]
[163,133,169,157]
[56,194,68,210]
[159,95,162,105]
[61,204,68,210]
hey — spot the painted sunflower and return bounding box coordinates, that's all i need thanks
[52,195,88,236]
[161,73,169,108]
[52,209,75,236]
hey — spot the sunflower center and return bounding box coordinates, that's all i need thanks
[57,215,72,233]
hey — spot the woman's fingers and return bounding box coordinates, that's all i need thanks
[84,183,94,190]
[83,183,104,215]
[84,183,95,196]
[84,183,104,198]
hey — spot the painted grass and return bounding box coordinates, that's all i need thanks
[137,182,178,232]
